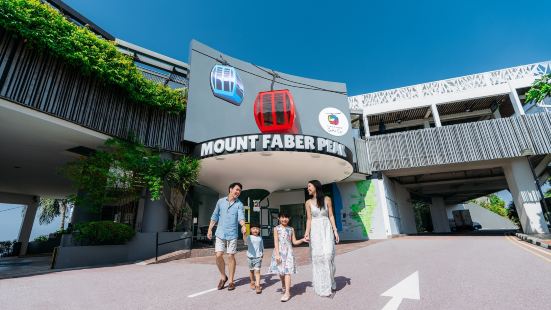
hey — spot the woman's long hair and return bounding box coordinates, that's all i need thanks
[308,180,324,209]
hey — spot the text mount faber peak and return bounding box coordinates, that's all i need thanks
[199,134,347,158]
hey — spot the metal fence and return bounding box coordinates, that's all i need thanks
[356,112,551,173]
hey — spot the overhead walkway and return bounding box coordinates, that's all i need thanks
[355,112,551,173]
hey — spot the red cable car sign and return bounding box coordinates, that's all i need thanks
[253,89,297,133]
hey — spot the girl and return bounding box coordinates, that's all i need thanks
[268,212,307,302]
[304,180,339,297]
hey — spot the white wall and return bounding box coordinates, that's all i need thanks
[267,190,305,210]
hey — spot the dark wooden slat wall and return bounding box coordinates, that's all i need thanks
[0,29,188,154]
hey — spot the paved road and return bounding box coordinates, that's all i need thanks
[1,235,550,310]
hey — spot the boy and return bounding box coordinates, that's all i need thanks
[245,223,264,294]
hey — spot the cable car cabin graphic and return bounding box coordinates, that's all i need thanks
[254,89,297,133]
[210,65,244,105]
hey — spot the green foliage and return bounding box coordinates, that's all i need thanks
[525,74,551,104]
[33,235,49,243]
[0,0,186,113]
[0,240,16,257]
[75,221,135,245]
[506,201,521,228]
[412,200,433,233]
[64,138,200,214]
[38,198,67,225]
[478,194,508,218]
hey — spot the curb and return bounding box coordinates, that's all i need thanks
[515,233,551,250]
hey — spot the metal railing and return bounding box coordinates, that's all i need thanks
[356,112,551,173]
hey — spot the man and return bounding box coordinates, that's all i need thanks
[207,182,247,291]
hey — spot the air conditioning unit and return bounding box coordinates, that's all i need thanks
[254,89,296,133]
[210,65,244,105]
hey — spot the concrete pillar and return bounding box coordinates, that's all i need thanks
[141,193,169,232]
[374,175,392,237]
[362,110,370,138]
[395,183,416,234]
[430,197,451,233]
[508,82,525,116]
[18,197,39,256]
[423,120,431,129]
[431,104,442,127]
[503,158,550,234]
[492,108,502,119]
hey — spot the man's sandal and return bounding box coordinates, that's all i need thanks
[255,285,262,294]
[228,282,236,291]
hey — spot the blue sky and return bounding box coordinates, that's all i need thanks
[64,0,551,96]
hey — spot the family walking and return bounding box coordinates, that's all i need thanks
[207,180,340,302]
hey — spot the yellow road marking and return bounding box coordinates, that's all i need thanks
[505,235,551,263]
[511,236,551,256]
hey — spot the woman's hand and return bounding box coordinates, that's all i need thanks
[276,255,282,264]
[334,231,340,244]
[304,233,310,242]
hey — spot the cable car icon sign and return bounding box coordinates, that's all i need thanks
[210,64,244,105]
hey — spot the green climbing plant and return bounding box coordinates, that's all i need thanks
[525,74,551,104]
[0,0,186,113]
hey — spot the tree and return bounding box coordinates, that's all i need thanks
[63,138,201,232]
[38,198,69,230]
[525,74,551,104]
[477,194,507,218]
[506,201,521,230]
[164,156,200,232]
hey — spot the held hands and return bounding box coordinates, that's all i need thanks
[241,225,247,235]
[304,233,310,242]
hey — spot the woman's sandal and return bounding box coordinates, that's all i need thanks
[280,294,290,302]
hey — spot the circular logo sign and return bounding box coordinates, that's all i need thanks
[318,107,349,136]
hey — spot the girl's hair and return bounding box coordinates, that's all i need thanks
[278,212,290,219]
[308,179,324,209]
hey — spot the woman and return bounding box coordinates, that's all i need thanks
[304,180,340,297]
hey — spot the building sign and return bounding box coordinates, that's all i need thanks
[210,64,244,105]
[196,133,353,162]
[319,107,349,136]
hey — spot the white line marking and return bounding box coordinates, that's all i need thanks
[187,287,218,298]
[381,271,420,310]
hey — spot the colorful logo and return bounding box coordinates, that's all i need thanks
[254,89,297,133]
[328,114,339,125]
[319,107,349,136]
[210,64,244,105]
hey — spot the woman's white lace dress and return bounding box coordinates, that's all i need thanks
[309,200,336,296]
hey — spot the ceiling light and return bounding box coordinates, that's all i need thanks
[215,157,225,160]
[397,119,402,124]
[310,154,321,158]
[260,152,272,157]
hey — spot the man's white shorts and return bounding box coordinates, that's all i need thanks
[215,237,237,254]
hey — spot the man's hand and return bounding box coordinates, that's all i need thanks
[207,229,212,240]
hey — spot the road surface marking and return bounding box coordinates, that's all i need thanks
[505,236,551,263]
[187,287,218,298]
[510,237,551,256]
[380,271,420,310]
